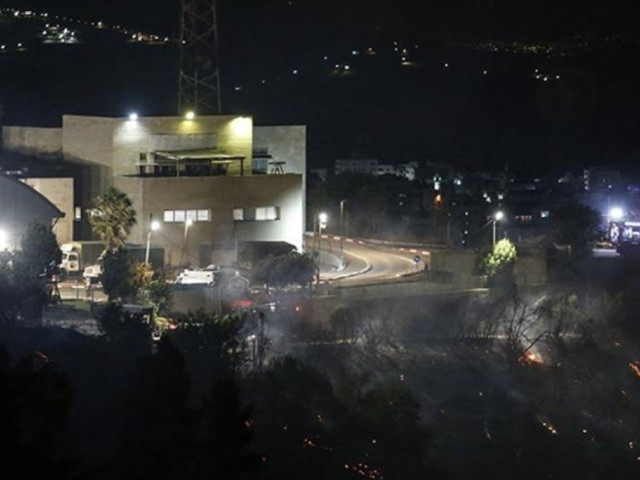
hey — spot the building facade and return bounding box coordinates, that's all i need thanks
[3,114,306,267]
[0,175,63,250]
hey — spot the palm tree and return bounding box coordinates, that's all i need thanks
[89,187,137,252]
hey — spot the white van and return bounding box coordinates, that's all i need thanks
[174,268,217,286]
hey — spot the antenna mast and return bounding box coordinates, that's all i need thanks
[178,0,222,114]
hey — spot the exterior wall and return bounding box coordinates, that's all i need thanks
[2,126,63,155]
[513,255,547,286]
[62,116,116,169]
[62,116,115,201]
[0,175,62,250]
[115,174,304,268]
[22,178,74,244]
[253,125,306,238]
[253,125,306,175]
[87,114,252,177]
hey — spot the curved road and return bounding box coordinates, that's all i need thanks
[316,235,430,286]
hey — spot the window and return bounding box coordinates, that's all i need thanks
[174,210,186,222]
[256,206,279,221]
[185,210,197,223]
[74,206,82,220]
[197,209,210,221]
[163,209,211,223]
[234,206,280,222]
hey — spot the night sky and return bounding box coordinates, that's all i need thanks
[0,0,639,173]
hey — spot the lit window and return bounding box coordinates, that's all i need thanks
[186,210,197,222]
[234,206,279,222]
[256,206,279,221]
[74,206,82,220]
[164,209,211,223]
[174,210,186,222]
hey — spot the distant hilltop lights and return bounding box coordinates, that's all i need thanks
[0,7,174,53]
[227,31,570,97]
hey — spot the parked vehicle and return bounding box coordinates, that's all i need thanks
[59,241,105,279]
[59,241,164,281]
[174,268,217,286]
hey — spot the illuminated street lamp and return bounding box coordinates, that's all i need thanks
[145,220,160,264]
[315,212,328,284]
[608,207,624,221]
[339,200,347,268]
[493,210,504,248]
[318,212,328,234]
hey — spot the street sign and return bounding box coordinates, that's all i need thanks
[413,255,421,264]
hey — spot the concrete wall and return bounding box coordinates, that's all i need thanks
[62,116,115,169]
[253,125,306,245]
[429,249,547,288]
[2,126,62,155]
[253,125,306,175]
[62,114,254,178]
[115,174,304,267]
[513,255,547,286]
[0,175,62,250]
[429,250,478,279]
[22,178,74,244]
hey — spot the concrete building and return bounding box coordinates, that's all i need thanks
[3,114,306,267]
[21,177,74,244]
[0,175,64,250]
[334,158,416,181]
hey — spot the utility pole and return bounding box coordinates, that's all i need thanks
[179,0,222,114]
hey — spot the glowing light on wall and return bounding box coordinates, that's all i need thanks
[185,111,195,120]
[230,116,252,136]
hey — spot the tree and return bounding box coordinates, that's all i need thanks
[115,336,193,480]
[169,311,248,399]
[481,238,517,290]
[191,378,259,478]
[551,202,601,253]
[483,238,517,277]
[252,252,315,300]
[95,302,154,354]
[0,348,80,479]
[0,223,58,325]
[14,222,61,281]
[101,249,136,302]
[89,186,137,253]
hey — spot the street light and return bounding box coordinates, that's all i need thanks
[608,207,624,221]
[493,210,504,248]
[316,212,328,284]
[145,220,160,264]
[317,212,328,253]
[339,200,347,268]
